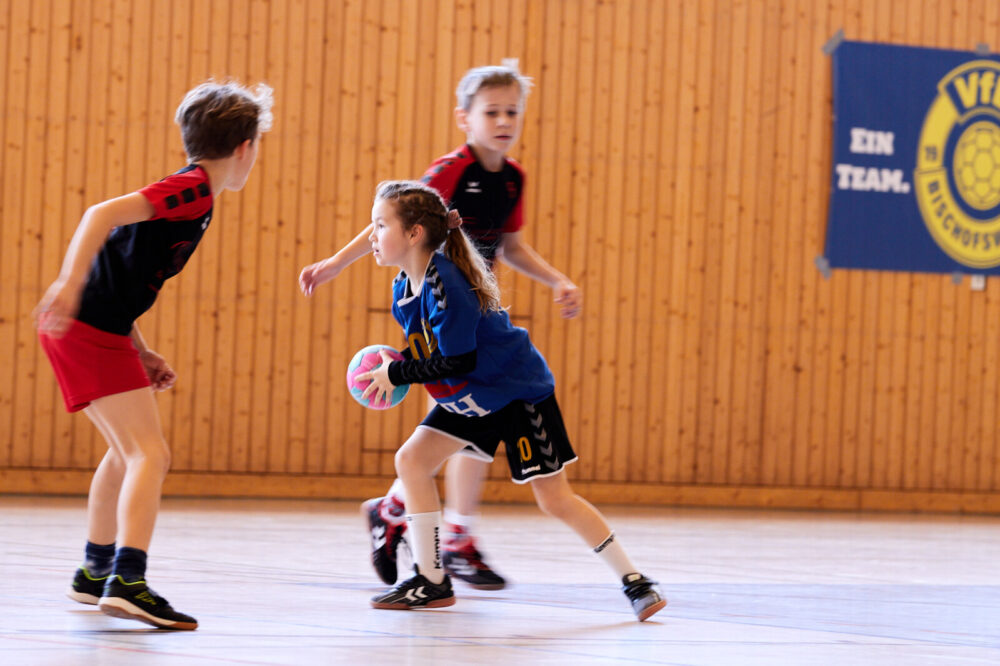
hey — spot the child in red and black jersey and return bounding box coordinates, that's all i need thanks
[299,65,581,590]
[35,80,273,630]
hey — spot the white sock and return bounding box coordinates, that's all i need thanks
[443,508,475,534]
[592,532,639,581]
[407,511,445,584]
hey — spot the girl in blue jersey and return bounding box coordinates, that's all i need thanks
[357,180,665,621]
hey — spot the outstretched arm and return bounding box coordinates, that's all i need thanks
[498,231,582,319]
[298,223,374,296]
[34,193,154,337]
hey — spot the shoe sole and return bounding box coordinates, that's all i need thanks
[98,597,198,631]
[637,598,667,622]
[66,588,100,605]
[460,581,506,591]
[370,596,456,610]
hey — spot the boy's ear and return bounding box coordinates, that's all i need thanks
[235,138,253,158]
[454,106,469,132]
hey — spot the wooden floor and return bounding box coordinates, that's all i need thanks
[0,496,997,665]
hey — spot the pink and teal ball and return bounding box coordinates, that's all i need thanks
[346,344,410,409]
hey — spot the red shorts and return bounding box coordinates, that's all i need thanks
[38,319,151,412]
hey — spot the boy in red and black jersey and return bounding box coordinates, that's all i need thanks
[35,80,273,630]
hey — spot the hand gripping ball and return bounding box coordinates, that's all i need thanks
[346,344,410,409]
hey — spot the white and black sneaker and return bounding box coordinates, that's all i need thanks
[622,573,667,621]
[370,566,456,610]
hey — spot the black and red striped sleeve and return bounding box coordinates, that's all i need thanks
[137,167,214,221]
[420,146,475,205]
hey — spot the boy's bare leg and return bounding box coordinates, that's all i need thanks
[84,445,125,546]
[85,387,171,551]
[443,454,488,516]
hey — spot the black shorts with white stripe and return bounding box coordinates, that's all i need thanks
[419,393,578,484]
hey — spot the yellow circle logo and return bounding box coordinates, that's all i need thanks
[914,60,1000,268]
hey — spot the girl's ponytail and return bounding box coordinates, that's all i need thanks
[443,222,501,313]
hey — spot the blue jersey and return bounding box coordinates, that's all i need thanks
[391,252,554,416]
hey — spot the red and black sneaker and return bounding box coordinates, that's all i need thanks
[361,496,407,585]
[441,528,506,590]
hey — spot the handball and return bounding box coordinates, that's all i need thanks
[346,344,410,409]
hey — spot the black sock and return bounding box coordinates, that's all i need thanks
[111,547,148,582]
[84,541,115,577]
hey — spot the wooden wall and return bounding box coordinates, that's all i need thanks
[3,0,1000,512]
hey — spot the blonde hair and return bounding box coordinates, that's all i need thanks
[375,180,501,313]
[175,80,274,161]
[455,65,533,111]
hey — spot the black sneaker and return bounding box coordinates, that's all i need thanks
[370,566,456,610]
[442,534,506,590]
[622,573,667,621]
[66,567,108,605]
[362,496,407,585]
[98,575,198,630]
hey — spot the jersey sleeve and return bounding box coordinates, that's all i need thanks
[420,147,470,205]
[138,168,213,221]
[427,259,481,357]
[503,158,526,233]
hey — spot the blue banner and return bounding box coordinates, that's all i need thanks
[826,41,1000,273]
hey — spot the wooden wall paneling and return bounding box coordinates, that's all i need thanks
[701,0,733,485]
[728,0,763,486]
[306,3,346,474]
[368,0,403,476]
[560,0,595,482]
[429,0,456,164]
[985,280,1000,491]
[216,2,253,473]
[28,0,62,468]
[0,0,18,469]
[680,0,714,485]
[203,0,238,473]
[52,0,92,470]
[3,0,30,467]
[590,0,621,483]
[948,287,973,491]
[711,0,745,485]
[804,0,833,487]
[787,0,817,487]
[610,0,646,484]
[235,0,270,473]
[636,0,668,483]
[355,0,385,477]
[574,0,607,483]
[325,0,363,477]
[636,3,673,483]
[761,0,799,487]
[176,0,213,472]
[898,0,926,492]
[277,0,312,474]
[662,2,697,485]
[885,7,916,492]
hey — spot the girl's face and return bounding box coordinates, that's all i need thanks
[369,199,414,267]
[457,84,524,156]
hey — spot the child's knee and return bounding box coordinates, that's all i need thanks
[124,438,171,472]
[534,487,574,520]
[394,444,427,480]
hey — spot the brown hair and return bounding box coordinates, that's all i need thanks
[174,80,274,161]
[375,180,501,313]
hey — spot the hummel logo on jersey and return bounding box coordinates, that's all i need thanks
[404,586,428,602]
[522,464,541,474]
[465,181,482,193]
